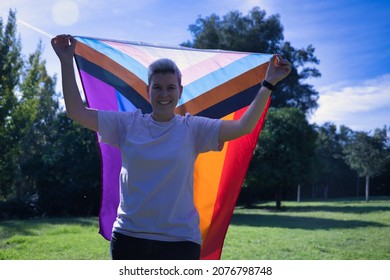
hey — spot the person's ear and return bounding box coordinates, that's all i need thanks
[179,85,183,99]
[146,86,150,99]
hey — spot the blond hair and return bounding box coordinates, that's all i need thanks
[147,58,182,86]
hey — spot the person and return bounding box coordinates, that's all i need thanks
[51,34,291,260]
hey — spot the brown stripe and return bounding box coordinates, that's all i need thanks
[75,41,149,100]
[175,63,269,115]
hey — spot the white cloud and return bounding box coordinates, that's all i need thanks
[237,0,268,12]
[310,74,390,131]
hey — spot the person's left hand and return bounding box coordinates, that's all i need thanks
[264,54,291,85]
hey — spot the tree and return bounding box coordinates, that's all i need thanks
[184,6,321,114]
[313,123,356,199]
[8,41,59,201]
[343,128,390,202]
[36,113,101,216]
[0,10,102,218]
[0,9,23,199]
[243,108,317,208]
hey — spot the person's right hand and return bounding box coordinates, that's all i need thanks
[51,34,76,62]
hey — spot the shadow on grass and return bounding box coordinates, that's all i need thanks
[229,214,387,230]
[289,205,390,214]
[247,205,390,214]
[0,217,98,239]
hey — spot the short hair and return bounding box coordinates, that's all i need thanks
[147,58,182,86]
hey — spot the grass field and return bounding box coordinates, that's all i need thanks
[1,197,389,260]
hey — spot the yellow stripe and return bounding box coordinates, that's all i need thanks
[194,112,234,242]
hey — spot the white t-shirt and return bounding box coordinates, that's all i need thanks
[98,109,222,244]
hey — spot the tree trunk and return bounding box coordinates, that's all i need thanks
[365,175,370,203]
[324,185,329,200]
[297,184,301,202]
[312,185,317,199]
[275,188,282,209]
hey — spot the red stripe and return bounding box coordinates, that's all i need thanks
[200,97,271,259]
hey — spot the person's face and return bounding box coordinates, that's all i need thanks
[147,72,183,121]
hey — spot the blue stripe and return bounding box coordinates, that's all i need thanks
[180,53,272,105]
[75,36,148,83]
[76,36,272,110]
[75,55,152,114]
[116,91,137,112]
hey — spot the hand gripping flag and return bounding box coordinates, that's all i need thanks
[73,36,272,259]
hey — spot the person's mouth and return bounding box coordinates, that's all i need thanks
[158,100,172,105]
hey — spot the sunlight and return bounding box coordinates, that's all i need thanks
[52,0,80,26]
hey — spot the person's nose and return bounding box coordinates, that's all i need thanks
[160,88,169,97]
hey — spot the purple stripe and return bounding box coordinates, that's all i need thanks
[80,70,119,110]
[79,70,121,240]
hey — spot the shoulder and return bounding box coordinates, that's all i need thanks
[98,109,146,130]
[99,109,142,120]
[181,113,222,131]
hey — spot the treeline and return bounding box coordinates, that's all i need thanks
[0,8,389,219]
[0,11,101,219]
[240,108,390,208]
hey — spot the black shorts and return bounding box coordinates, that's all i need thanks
[110,231,201,260]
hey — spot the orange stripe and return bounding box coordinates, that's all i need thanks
[193,113,234,242]
[200,98,271,259]
[175,63,268,116]
[75,41,148,100]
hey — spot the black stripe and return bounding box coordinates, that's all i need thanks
[196,84,261,118]
[74,55,152,113]
[74,55,261,118]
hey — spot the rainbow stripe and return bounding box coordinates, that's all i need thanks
[73,36,271,259]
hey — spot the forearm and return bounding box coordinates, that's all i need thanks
[218,54,290,144]
[61,59,85,119]
[218,84,272,143]
[238,85,272,134]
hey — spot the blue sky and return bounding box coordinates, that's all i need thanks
[1,0,389,132]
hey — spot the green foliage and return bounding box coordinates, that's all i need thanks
[0,7,389,220]
[36,113,101,216]
[0,10,24,199]
[184,6,321,114]
[343,128,390,202]
[242,108,317,207]
[344,128,389,178]
[186,7,283,53]
[313,123,356,198]
[0,10,101,218]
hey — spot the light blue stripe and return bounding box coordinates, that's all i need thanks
[116,91,137,112]
[75,36,148,83]
[180,53,272,105]
[76,36,271,107]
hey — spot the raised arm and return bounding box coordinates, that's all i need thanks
[218,54,291,143]
[51,34,98,132]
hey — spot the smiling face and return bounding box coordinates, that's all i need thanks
[147,72,183,122]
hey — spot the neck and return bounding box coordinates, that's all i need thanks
[150,112,175,122]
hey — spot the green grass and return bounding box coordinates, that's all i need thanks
[0,217,110,260]
[222,197,390,259]
[1,197,389,260]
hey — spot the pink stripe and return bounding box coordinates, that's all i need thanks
[102,40,248,86]
[103,41,154,67]
[181,52,248,85]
